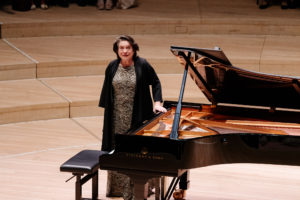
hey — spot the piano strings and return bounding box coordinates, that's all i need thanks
[136,106,300,139]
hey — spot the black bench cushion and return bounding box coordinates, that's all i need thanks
[60,150,107,174]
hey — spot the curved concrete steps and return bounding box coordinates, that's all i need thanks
[2,34,300,81]
[1,34,300,124]
[0,73,209,124]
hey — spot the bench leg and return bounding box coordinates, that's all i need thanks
[73,171,99,200]
[92,171,98,200]
[75,175,82,200]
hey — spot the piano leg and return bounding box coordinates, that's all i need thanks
[120,171,149,200]
[160,177,167,200]
[132,178,148,200]
[120,171,163,200]
[173,170,190,200]
[179,170,190,191]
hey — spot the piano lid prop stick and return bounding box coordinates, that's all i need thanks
[170,51,191,140]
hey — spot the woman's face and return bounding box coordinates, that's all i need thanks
[118,40,134,62]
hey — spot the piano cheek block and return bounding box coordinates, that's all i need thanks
[60,150,108,200]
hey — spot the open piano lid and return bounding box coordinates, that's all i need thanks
[170,46,300,110]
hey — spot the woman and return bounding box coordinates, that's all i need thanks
[99,35,166,199]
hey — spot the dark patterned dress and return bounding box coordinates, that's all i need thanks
[106,64,136,200]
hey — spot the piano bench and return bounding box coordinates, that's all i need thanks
[60,150,108,200]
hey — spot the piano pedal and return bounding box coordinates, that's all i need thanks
[172,189,186,200]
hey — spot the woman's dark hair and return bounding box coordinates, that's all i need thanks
[113,35,139,59]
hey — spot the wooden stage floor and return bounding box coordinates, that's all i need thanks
[1,117,300,200]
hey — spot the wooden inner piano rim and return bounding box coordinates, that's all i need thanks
[135,105,300,138]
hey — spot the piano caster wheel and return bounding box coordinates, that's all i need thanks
[173,189,186,200]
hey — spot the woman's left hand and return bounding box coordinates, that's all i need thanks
[153,102,167,114]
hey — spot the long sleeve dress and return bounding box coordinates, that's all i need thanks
[99,56,163,199]
[106,63,136,199]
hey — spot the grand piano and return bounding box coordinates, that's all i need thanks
[99,46,300,200]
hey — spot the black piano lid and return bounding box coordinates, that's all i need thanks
[170,46,300,110]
